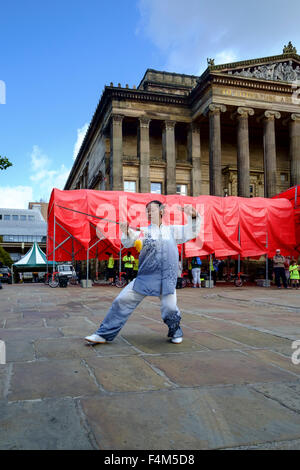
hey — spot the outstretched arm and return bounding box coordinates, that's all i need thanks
[120,222,142,248]
[171,206,201,244]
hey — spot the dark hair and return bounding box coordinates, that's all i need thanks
[146,200,164,210]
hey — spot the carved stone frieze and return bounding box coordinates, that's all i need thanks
[228,60,300,83]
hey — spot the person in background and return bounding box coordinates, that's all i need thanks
[188,259,193,283]
[191,256,202,288]
[122,251,135,283]
[133,256,139,278]
[176,261,183,289]
[289,260,299,289]
[284,256,291,286]
[273,249,287,289]
[218,259,225,280]
[106,252,115,285]
[209,255,217,286]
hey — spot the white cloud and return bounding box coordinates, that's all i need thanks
[30,145,70,201]
[137,0,300,75]
[73,123,89,161]
[0,145,71,209]
[0,185,33,209]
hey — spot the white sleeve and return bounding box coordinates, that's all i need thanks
[171,214,201,244]
[121,227,141,248]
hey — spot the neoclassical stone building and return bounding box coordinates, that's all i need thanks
[64,43,300,198]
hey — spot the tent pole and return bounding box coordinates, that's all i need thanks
[266,231,269,288]
[46,233,48,278]
[53,216,56,275]
[238,224,241,273]
[86,248,89,288]
[209,254,212,288]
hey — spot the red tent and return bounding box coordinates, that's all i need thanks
[47,188,296,263]
[273,185,300,256]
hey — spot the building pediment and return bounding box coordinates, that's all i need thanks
[207,53,300,84]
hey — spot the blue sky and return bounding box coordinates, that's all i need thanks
[1,0,300,208]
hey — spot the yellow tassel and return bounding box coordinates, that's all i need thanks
[134,239,143,252]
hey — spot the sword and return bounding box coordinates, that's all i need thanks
[56,204,142,231]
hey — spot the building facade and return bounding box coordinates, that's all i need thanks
[0,207,47,261]
[64,44,300,199]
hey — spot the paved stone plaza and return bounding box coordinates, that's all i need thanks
[1,283,300,450]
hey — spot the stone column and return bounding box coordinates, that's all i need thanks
[289,114,300,186]
[208,104,226,196]
[110,114,124,191]
[137,117,151,193]
[162,120,176,194]
[262,110,281,198]
[234,107,254,197]
[187,122,201,196]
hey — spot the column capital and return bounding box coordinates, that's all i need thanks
[111,114,124,124]
[291,113,300,122]
[257,110,281,122]
[189,121,200,133]
[138,116,151,128]
[231,107,254,120]
[163,120,176,131]
[207,104,227,115]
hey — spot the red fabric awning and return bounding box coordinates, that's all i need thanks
[47,188,297,262]
[272,185,300,257]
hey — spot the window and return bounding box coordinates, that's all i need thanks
[176,184,187,196]
[4,215,10,221]
[124,181,136,193]
[28,215,35,221]
[280,173,288,182]
[0,215,2,220]
[151,182,162,194]
[12,215,19,221]
[20,215,26,221]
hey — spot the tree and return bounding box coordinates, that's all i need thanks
[0,246,13,267]
[0,156,12,170]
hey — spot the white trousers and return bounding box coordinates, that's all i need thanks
[192,268,201,286]
[96,279,182,341]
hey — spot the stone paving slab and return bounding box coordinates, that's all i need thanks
[0,365,9,399]
[4,317,45,329]
[80,386,300,450]
[6,340,35,363]
[250,382,300,414]
[0,327,63,341]
[85,356,173,392]
[147,351,296,387]
[8,359,100,401]
[94,336,139,357]
[245,349,300,377]
[34,337,98,360]
[0,398,95,450]
[122,332,207,354]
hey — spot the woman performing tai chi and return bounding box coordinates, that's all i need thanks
[85,200,201,345]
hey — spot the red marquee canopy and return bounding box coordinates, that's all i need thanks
[273,185,300,256]
[47,188,297,262]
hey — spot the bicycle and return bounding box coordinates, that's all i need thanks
[45,271,59,288]
[224,271,247,287]
[181,270,193,288]
[115,271,127,288]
